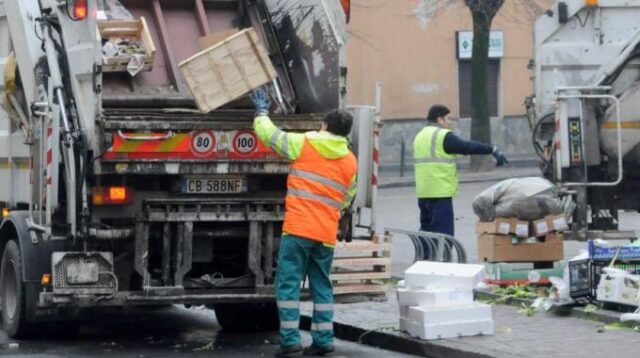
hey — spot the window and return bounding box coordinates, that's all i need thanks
[458,60,500,118]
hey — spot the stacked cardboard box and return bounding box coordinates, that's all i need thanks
[397,262,493,340]
[477,215,567,263]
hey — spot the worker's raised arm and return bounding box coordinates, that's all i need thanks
[253,114,304,161]
[249,88,304,161]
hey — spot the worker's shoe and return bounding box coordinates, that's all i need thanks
[275,344,303,357]
[303,344,335,356]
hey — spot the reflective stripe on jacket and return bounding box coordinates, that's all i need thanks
[413,125,458,198]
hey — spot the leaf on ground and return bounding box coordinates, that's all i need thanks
[584,304,599,313]
[194,341,216,351]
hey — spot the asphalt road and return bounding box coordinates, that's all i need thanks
[379,181,638,277]
[0,306,414,357]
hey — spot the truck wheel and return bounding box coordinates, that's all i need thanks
[1,240,31,338]
[213,302,279,331]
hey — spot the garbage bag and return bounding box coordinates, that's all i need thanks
[472,177,564,221]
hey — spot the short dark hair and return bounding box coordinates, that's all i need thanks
[427,104,450,122]
[324,109,353,137]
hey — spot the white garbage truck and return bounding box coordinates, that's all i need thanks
[0,0,381,338]
[528,0,640,241]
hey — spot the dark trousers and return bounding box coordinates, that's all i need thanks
[418,197,455,237]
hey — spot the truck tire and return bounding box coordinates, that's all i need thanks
[1,240,31,338]
[212,302,279,331]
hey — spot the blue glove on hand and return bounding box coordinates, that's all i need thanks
[492,146,508,167]
[250,88,271,114]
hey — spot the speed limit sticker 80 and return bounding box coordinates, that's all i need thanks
[190,130,216,156]
[233,131,258,156]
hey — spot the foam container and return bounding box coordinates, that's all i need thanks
[404,262,485,290]
[403,318,494,340]
[408,302,492,326]
[396,287,474,307]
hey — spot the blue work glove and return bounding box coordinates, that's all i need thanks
[492,146,508,167]
[249,88,271,115]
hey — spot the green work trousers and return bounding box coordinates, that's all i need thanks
[275,234,334,348]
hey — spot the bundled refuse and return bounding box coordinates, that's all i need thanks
[472,177,564,222]
[473,178,567,264]
[397,262,493,340]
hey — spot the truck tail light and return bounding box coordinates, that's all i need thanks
[341,0,351,23]
[92,186,134,205]
[73,0,88,20]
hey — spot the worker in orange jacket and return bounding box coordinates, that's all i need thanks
[251,89,358,357]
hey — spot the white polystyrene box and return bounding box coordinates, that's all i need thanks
[404,261,485,290]
[408,302,492,326]
[399,317,412,333]
[397,287,474,307]
[399,304,410,319]
[414,319,494,340]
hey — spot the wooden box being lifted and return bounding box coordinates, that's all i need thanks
[98,17,156,73]
[179,28,278,113]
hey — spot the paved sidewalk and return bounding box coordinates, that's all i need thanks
[379,166,542,189]
[301,289,640,358]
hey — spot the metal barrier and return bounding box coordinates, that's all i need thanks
[384,227,467,264]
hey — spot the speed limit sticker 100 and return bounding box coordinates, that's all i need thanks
[190,131,216,156]
[233,131,258,156]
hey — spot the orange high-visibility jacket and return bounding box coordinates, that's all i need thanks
[253,115,357,245]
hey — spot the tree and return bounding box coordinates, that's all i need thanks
[416,0,548,171]
[465,0,505,171]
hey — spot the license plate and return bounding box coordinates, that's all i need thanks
[182,177,246,194]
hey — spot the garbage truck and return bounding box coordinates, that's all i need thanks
[527,0,640,241]
[0,0,381,337]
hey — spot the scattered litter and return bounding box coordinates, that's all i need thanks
[517,302,536,317]
[264,339,270,344]
[7,343,19,349]
[193,341,216,351]
[584,304,599,314]
[496,327,512,334]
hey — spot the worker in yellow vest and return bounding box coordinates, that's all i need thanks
[250,89,358,357]
[414,104,507,239]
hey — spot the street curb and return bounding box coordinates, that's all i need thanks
[300,315,494,358]
[300,291,624,358]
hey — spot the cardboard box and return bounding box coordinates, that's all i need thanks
[532,215,569,237]
[476,218,530,238]
[477,233,564,263]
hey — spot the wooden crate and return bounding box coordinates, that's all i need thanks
[98,17,156,73]
[303,235,392,297]
[178,28,277,113]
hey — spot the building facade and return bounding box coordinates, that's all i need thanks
[345,0,555,171]
[346,0,554,120]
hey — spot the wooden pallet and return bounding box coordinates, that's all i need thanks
[98,17,156,73]
[329,234,392,296]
